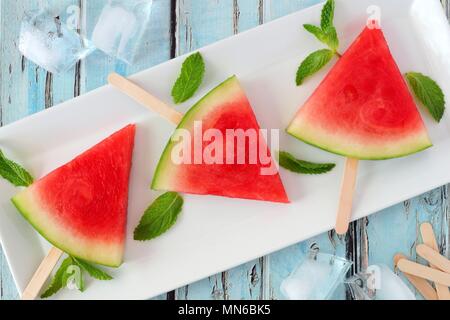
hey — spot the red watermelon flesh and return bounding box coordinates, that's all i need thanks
[287,27,432,160]
[152,76,289,203]
[12,125,136,267]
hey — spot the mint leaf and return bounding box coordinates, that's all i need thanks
[0,149,34,187]
[303,24,339,51]
[406,72,445,122]
[41,257,73,299]
[279,151,335,175]
[73,258,113,281]
[296,49,334,86]
[324,26,339,51]
[134,192,184,241]
[321,0,335,31]
[171,52,205,104]
[303,24,329,45]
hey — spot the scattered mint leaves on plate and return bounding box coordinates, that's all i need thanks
[296,49,335,86]
[41,256,112,298]
[171,52,205,104]
[278,151,336,175]
[297,0,340,86]
[0,149,34,187]
[134,192,184,241]
[406,72,445,122]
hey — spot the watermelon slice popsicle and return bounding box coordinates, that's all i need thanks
[108,73,289,203]
[16,125,136,299]
[287,26,432,234]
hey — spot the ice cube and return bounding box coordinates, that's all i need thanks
[370,265,416,300]
[91,0,153,64]
[19,10,94,74]
[280,252,352,300]
[346,265,417,300]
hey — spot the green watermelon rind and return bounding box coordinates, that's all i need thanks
[11,193,122,268]
[152,75,239,190]
[286,126,433,160]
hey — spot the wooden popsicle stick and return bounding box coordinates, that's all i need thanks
[397,258,450,286]
[420,222,450,300]
[108,73,183,125]
[394,254,438,300]
[417,244,450,274]
[335,158,359,235]
[21,247,64,300]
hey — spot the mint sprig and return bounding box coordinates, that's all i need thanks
[296,49,335,86]
[171,52,205,104]
[0,149,34,187]
[41,256,112,299]
[279,151,336,175]
[134,192,184,241]
[297,0,340,86]
[405,72,445,122]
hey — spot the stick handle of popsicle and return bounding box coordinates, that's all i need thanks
[335,158,359,235]
[417,244,450,275]
[394,254,438,300]
[108,73,183,125]
[397,258,450,286]
[420,222,450,300]
[21,247,64,300]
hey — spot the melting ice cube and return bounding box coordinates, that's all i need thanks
[19,10,94,74]
[280,252,352,300]
[346,265,416,300]
[371,265,416,300]
[91,0,153,64]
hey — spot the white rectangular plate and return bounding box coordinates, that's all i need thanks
[0,0,449,300]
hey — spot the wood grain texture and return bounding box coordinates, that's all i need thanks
[1,0,450,300]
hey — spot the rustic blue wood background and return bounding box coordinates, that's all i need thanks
[0,0,449,300]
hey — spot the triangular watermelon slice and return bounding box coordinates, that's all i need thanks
[12,125,136,267]
[287,27,432,160]
[152,76,289,203]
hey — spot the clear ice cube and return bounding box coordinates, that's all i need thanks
[346,265,416,300]
[91,0,153,64]
[19,10,94,74]
[371,265,416,300]
[280,252,352,300]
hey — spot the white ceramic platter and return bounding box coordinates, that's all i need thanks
[0,0,449,299]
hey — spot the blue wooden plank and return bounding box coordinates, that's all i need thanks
[262,0,321,20]
[173,0,266,300]
[258,0,350,300]
[0,0,28,300]
[0,0,84,299]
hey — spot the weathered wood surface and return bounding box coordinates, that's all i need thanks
[0,0,449,300]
